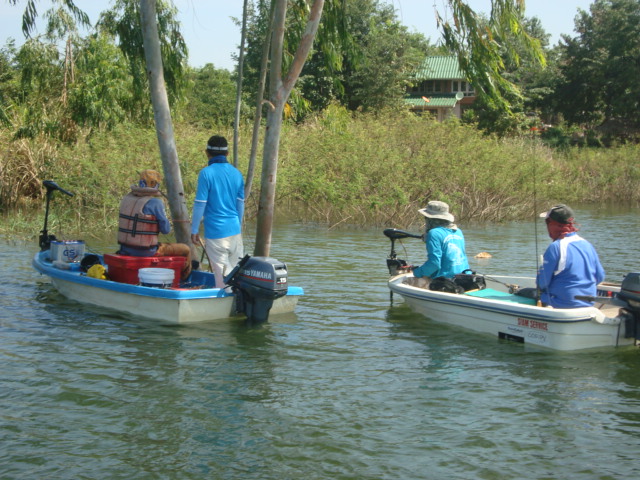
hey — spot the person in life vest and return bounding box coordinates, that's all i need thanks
[117,169,192,280]
[537,204,605,308]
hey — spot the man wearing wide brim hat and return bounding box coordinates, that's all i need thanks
[410,200,469,281]
[536,204,605,308]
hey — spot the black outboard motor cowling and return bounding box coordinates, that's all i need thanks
[619,273,640,342]
[225,255,289,323]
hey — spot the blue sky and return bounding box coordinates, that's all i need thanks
[1,0,595,71]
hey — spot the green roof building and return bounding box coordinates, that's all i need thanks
[406,56,476,121]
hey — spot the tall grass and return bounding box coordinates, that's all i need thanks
[2,108,639,239]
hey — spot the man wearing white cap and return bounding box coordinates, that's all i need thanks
[191,135,245,287]
[537,204,605,308]
[411,200,469,281]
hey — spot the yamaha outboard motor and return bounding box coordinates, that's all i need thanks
[225,255,289,324]
[618,273,640,343]
[383,228,422,276]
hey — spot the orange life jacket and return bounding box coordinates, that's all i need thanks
[117,189,160,248]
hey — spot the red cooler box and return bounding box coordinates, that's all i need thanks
[103,254,185,288]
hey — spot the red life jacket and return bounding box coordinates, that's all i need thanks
[117,189,160,248]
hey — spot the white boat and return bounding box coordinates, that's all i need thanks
[32,181,303,324]
[33,251,303,324]
[384,228,640,351]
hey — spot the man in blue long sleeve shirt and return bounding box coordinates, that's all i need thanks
[412,201,469,280]
[191,135,245,287]
[537,204,605,308]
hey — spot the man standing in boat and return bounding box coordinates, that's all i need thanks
[190,135,245,288]
[117,169,192,280]
[408,201,470,286]
[537,204,605,308]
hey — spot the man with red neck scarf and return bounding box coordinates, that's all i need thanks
[537,204,605,308]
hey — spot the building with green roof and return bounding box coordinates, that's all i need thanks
[405,56,476,121]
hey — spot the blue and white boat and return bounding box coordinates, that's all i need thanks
[384,228,640,351]
[32,181,303,324]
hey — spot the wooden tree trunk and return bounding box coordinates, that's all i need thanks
[139,0,192,247]
[253,0,325,257]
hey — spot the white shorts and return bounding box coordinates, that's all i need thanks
[204,234,244,287]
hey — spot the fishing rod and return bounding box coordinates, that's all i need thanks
[532,145,542,306]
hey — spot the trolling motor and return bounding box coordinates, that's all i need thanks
[225,254,289,324]
[383,228,422,276]
[577,272,640,346]
[39,180,74,251]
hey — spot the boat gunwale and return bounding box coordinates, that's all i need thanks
[33,251,304,300]
[388,274,608,324]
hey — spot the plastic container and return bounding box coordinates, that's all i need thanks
[103,254,185,288]
[50,240,85,263]
[138,268,175,288]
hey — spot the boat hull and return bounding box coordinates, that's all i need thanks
[389,274,632,351]
[33,252,302,324]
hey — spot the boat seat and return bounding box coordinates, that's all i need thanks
[465,288,537,306]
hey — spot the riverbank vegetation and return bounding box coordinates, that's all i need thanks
[1,0,639,240]
[2,108,638,240]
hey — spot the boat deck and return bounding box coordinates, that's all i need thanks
[465,288,537,305]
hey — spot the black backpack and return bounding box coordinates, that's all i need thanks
[429,276,465,294]
[453,269,486,292]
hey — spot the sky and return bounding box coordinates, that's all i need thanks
[0,0,595,71]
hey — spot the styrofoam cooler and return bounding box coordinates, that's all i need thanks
[50,240,85,263]
[138,268,175,288]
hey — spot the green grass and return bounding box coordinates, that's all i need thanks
[2,108,639,240]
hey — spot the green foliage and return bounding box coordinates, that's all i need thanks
[182,64,243,128]
[2,114,640,235]
[68,34,134,130]
[554,0,640,140]
[97,0,188,122]
[437,0,546,130]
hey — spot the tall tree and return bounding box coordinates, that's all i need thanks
[97,0,187,123]
[554,0,640,137]
[437,0,545,121]
[254,0,325,256]
[139,0,190,246]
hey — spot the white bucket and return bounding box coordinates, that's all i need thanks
[138,267,174,288]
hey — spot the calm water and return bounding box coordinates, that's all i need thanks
[2,207,640,479]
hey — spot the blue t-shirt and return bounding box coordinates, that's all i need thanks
[413,226,469,279]
[191,157,245,240]
[537,233,605,308]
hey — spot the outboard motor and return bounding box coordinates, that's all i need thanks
[618,273,640,343]
[383,228,422,276]
[225,255,289,324]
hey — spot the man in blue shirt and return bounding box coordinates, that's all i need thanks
[537,204,605,308]
[412,200,469,281]
[190,135,245,287]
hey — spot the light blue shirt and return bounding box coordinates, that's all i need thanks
[413,226,469,279]
[191,157,245,240]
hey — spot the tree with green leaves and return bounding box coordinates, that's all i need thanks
[553,0,640,141]
[97,0,188,123]
[437,0,546,131]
